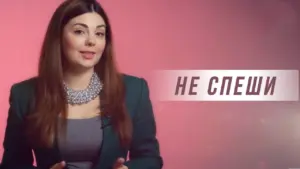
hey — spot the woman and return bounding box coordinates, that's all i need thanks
[0,0,163,169]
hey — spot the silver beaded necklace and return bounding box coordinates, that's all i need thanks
[63,72,103,105]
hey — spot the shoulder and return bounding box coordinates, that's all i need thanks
[122,73,150,97]
[9,77,37,117]
[122,74,144,86]
[121,74,151,115]
[10,77,37,96]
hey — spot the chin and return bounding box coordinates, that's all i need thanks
[75,62,97,70]
[81,64,97,69]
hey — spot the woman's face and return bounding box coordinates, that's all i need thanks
[62,12,106,71]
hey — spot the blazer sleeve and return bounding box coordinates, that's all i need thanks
[124,78,163,169]
[0,85,36,169]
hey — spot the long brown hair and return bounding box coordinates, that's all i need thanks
[26,0,132,148]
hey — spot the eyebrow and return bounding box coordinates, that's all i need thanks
[72,23,106,29]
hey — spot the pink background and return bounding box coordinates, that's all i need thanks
[1,0,300,169]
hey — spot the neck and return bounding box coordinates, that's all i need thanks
[63,68,95,90]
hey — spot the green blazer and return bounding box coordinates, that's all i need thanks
[0,74,163,169]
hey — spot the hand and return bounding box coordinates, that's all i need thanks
[50,161,66,169]
[113,158,128,169]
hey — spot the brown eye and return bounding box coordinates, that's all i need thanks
[96,32,105,37]
[74,30,84,34]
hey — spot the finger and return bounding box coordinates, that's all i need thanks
[114,164,128,169]
[121,166,128,169]
[113,158,125,168]
[51,161,66,169]
[117,166,128,169]
[55,161,66,169]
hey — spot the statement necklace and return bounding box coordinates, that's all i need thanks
[63,72,103,105]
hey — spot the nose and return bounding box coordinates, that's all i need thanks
[85,34,96,46]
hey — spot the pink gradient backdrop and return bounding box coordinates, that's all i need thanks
[1,0,300,169]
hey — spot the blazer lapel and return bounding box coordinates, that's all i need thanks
[33,138,62,168]
[92,86,134,169]
[93,115,117,169]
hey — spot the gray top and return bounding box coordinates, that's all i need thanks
[57,116,103,169]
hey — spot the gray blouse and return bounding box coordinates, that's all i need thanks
[57,116,103,169]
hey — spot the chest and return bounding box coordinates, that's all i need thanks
[66,97,101,119]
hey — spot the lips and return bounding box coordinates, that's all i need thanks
[80,51,95,59]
